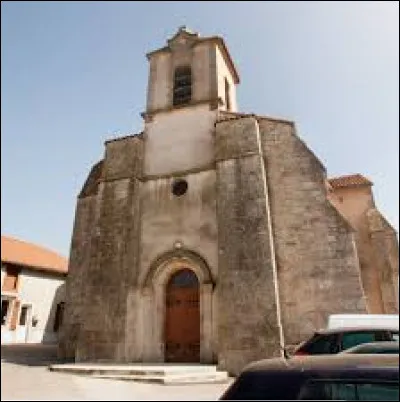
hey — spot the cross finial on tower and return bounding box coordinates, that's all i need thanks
[177,25,196,35]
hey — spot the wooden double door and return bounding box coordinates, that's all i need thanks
[165,269,200,362]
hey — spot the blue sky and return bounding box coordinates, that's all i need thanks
[1,1,399,257]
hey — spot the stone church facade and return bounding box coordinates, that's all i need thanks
[59,27,398,375]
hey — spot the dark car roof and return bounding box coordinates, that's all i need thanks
[341,341,399,354]
[220,355,399,400]
[244,353,399,373]
[315,326,399,335]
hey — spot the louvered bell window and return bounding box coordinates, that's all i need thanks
[173,66,192,106]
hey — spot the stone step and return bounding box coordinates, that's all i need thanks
[48,363,230,384]
[49,363,218,376]
[91,371,229,385]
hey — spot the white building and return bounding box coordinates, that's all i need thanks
[1,235,67,344]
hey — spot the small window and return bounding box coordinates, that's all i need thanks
[341,332,376,350]
[2,266,20,292]
[19,306,28,326]
[173,66,192,106]
[224,78,231,111]
[1,299,10,325]
[53,302,65,332]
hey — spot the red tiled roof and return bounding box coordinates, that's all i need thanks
[328,174,373,189]
[1,236,68,275]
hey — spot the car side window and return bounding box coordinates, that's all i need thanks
[341,332,375,350]
[298,380,399,401]
[298,380,357,400]
[356,383,399,401]
[297,380,333,400]
[307,334,338,354]
[221,372,303,400]
[331,383,357,400]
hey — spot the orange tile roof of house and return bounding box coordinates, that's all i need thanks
[328,174,373,189]
[1,235,68,275]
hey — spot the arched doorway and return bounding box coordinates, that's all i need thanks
[165,268,200,362]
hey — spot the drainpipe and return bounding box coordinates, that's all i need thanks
[255,119,286,358]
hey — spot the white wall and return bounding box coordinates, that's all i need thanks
[19,270,65,343]
[1,264,6,288]
[144,104,217,176]
[1,268,65,344]
[1,265,14,344]
[192,42,212,102]
[147,52,171,112]
[215,45,237,112]
[140,169,218,282]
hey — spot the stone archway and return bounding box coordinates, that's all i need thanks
[142,249,214,363]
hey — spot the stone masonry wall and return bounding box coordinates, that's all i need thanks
[63,135,143,362]
[328,186,384,314]
[367,209,399,313]
[215,117,282,376]
[353,220,384,314]
[259,118,367,346]
[58,195,98,360]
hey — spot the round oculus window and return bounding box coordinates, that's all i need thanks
[172,179,188,197]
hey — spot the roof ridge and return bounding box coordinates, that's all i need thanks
[1,235,67,259]
[1,235,68,274]
[328,173,373,188]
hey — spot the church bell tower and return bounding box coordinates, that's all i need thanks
[142,27,240,177]
[143,26,240,118]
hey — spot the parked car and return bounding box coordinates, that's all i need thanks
[293,326,399,356]
[340,341,399,355]
[219,354,399,400]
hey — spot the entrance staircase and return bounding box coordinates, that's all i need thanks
[48,363,230,385]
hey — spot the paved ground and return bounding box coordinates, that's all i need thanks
[1,345,232,401]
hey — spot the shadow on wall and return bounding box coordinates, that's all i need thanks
[41,282,66,345]
[0,343,61,367]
